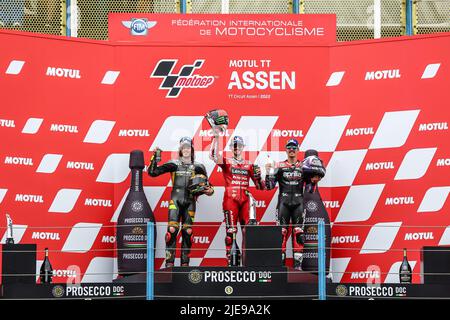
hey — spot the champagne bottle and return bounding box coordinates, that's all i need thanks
[267,154,275,176]
[40,248,53,284]
[399,248,412,283]
[230,233,241,267]
[5,213,14,244]
[117,150,156,277]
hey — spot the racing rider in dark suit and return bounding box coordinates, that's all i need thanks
[210,134,264,266]
[149,137,214,267]
[265,139,326,270]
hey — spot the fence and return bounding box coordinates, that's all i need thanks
[0,0,448,41]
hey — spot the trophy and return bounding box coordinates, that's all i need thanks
[5,213,14,244]
[205,109,229,135]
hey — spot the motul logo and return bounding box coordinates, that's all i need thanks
[323,201,340,209]
[436,158,450,166]
[46,67,81,79]
[418,122,448,131]
[404,232,434,241]
[255,201,266,208]
[85,198,112,207]
[102,235,116,243]
[53,269,77,278]
[178,236,210,244]
[4,156,33,166]
[345,127,374,136]
[67,161,94,170]
[385,197,414,205]
[150,59,215,98]
[350,271,380,279]
[272,130,304,137]
[31,232,60,240]
[366,162,395,170]
[160,201,169,208]
[50,124,78,133]
[199,129,231,137]
[331,235,360,244]
[0,119,15,127]
[15,194,44,203]
[118,129,150,137]
[365,69,401,80]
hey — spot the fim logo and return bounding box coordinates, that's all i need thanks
[121,18,157,36]
[150,59,215,98]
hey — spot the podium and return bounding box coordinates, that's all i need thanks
[422,246,450,284]
[243,225,282,267]
[2,244,36,285]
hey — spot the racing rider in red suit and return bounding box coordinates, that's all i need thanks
[210,134,264,266]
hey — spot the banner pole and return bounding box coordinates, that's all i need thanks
[293,0,300,14]
[318,220,326,300]
[374,0,381,39]
[406,0,413,35]
[146,222,154,300]
[221,0,230,14]
[180,0,187,14]
[64,0,69,36]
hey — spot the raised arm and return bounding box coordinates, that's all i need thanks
[209,134,224,164]
[148,150,177,177]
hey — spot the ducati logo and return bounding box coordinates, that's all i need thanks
[150,59,215,98]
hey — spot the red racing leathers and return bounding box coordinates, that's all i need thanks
[210,138,264,263]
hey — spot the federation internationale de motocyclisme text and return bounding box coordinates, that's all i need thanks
[172,19,305,27]
[171,19,325,37]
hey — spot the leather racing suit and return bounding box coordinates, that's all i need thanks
[148,156,211,266]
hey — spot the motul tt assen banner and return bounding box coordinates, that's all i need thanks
[108,14,336,45]
[0,28,449,284]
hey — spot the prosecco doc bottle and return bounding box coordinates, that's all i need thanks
[399,248,412,283]
[230,233,241,267]
[117,150,156,277]
[40,248,53,284]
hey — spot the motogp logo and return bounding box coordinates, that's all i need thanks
[150,59,215,98]
[121,18,157,36]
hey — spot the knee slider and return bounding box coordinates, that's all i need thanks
[225,236,233,247]
[165,226,179,244]
[293,227,304,244]
[169,226,178,234]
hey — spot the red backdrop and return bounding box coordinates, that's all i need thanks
[0,26,449,284]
